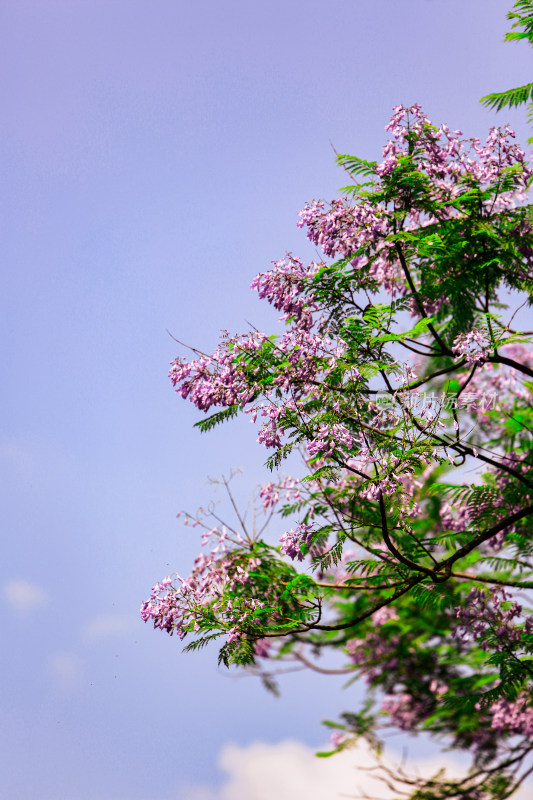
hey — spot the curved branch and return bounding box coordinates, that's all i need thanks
[450,571,533,589]
[394,241,451,354]
[291,649,354,675]
[488,354,533,379]
[314,578,419,631]
[437,504,533,573]
[378,491,433,576]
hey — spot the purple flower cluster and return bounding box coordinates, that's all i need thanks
[171,314,364,462]
[452,329,492,366]
[250,254,320,328]
[140,526,264,643]
[307,422,354,460]
[298,196,391,259]
[440,501,471,533]
[297,105,531,295]
[169,331,264,413]
[347,630,402,685]
[455,586,532,651]
[279,523,314,561]
[489,694,533,736]
[380,692,433,732]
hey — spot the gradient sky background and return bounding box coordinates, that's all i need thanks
[2,2,532,799]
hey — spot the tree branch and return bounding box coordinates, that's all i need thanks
[394,241,451,354]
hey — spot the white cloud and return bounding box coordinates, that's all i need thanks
[48,652,84,691]
[82,613,137,641]
[178,739,531,800]
[3,578,47,613]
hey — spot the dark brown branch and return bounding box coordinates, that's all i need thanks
[398,360,467,393]
[378,491,433,576]
[314,578,419,631]
[436,504,533,574]
[315,579,408,591]
[487,354,533,379]
[394,242,451,354]
[451,571,533,589]
[297,507,533,633]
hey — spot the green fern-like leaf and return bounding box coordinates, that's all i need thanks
[481,83,533,112]
[182,633,221,652]
[336,153,377,178]
[481,0,533,133]
[506,0,533,41]
[265,443,294,471]
[302,465,341,483]
[193,404,240,433]
[409,581,454,611]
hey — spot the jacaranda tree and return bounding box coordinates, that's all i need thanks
[143,15,533,800]
[142,99,533,798]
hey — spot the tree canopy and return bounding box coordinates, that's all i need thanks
[143,100,533,798]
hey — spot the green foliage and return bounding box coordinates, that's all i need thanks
[193,404,240,432]
[481,0,533,142]
[151,69,533,799]
[482,82,533,113]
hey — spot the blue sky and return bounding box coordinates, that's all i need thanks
[2,2,532,798]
